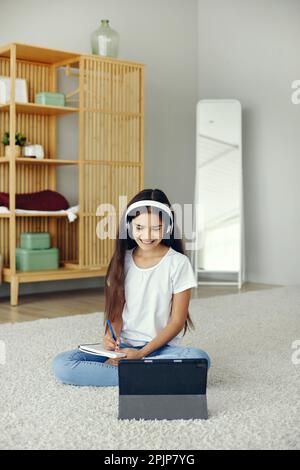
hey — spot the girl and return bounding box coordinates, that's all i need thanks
[53,189,211,386]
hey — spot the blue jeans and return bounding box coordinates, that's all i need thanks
[52,342,211,387]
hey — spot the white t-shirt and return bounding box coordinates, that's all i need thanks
[120,246,197,346]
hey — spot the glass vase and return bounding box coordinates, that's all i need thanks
[91,19,119,58]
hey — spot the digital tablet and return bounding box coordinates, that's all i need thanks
[118,358,208,420]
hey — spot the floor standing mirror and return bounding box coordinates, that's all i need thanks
[193,99,245,288]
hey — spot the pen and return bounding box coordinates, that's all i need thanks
[106,319,117,341]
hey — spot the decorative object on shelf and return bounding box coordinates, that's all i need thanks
[35,92,65,107]
[17,230,59,272]
[0,76,28,104]
[0,205,79,223]
[2,131,27,158]
[0,189,69,211]
[22,143,45,159]
[16,247,59,272]
[91,19,119,57]
[20,232,51,250]
[0,207,10,214]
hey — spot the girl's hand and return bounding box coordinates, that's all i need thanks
[103,333,120,351]
[120,348,144,360]
[105,348,143,366]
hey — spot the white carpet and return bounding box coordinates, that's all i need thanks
[0,285,299,450]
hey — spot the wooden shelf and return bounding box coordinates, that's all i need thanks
[15,213,78,218]
[0,157,78,165]
[0,42,143,67]
[63,262,81,270]
[0,102,79,116]
[1,158,141,166]
[17,158,79,165]
[3,266,106,284]
[0,43,80,65]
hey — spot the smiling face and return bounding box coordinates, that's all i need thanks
[130,211,165,250]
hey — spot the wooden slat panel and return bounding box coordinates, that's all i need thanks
[57,217,79,262]
[0,218,9,266]
[78,57,85,268]
[9,45,17,276]
[0,55,10,156]
[80,57,143,268]
[16,163,49,193]
[139,67,145,186]
[0,161,9,191]
[82,163,110,215]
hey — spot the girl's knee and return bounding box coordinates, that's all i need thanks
[52,350,76,384]
[187,347,211,368]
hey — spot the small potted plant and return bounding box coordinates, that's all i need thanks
[2,132,27,158]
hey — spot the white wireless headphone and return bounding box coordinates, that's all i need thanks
[124,200,174,235]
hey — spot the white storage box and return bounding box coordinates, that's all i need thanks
[0,76,28,104]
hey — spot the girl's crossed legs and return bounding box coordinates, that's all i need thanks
[52,343,211,387]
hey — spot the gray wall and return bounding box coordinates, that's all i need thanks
[1,0,299,301]
[0,0,198,298]
[198,0,300,285]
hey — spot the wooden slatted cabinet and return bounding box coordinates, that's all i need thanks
[0,43,144,306]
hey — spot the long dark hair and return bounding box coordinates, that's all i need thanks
[104,188,195,336]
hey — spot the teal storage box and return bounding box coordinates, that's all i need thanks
[20,232,51,250]
[35,92,65,107]
[16,248,59,272]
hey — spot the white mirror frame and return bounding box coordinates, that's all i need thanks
[192,99,245,289]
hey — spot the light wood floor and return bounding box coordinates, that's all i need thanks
[0,282,281,324]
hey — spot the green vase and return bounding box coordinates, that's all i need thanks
[91,19,119,58]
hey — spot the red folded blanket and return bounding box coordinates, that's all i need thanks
[0,190,69,211]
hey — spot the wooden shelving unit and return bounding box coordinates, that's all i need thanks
[0,42,144,306]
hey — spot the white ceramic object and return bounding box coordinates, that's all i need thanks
[22,144,44,159]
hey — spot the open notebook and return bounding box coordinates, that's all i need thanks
[78,342,127,358]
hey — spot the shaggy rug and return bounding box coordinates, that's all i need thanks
[0,285,299,450]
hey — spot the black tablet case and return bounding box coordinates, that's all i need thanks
[118,358,208,420]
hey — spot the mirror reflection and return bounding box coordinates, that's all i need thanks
[194,100,244,287]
